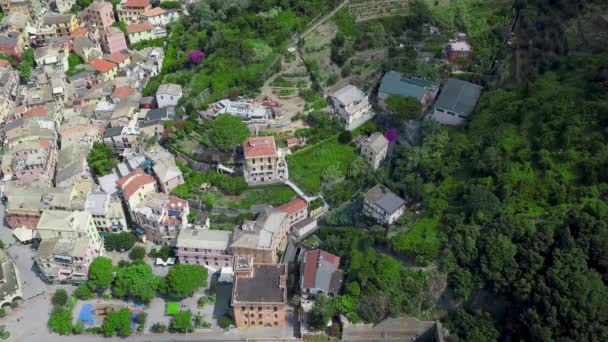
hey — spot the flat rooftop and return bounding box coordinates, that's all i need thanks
[232,264,287,304]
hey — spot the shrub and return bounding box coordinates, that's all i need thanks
[170,311,193,333]
[0,309,6,318]
[52,289,68,307]
[48,307,73,335]
[338,130,352,144]
[101,308,132,337]
[151,323,167,333]
[73,321,85,334]
[218,314,233,330]
[129,246,146,261]
[135,312,147,325]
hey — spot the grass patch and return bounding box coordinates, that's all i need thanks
[287,136,357,194]
[303,235,321,249]
[203,184,296,209]
[228,185,296,209]
[167,302,180,315]
[391,217,440,266]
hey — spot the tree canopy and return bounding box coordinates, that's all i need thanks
[88,257,114,290]
[386,95,422,121]
[101,308,132,337]
[205,115,249,151]
[87,143,118,176]
[165,264,208,298]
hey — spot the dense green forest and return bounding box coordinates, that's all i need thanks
[391,0,608,339]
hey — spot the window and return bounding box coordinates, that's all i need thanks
[274,321,278,326]
[273,306,278,311]
[258,314,262,318]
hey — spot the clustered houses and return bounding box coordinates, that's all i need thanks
[0,0,184,285]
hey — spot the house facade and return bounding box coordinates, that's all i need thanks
[155,83,182,108]
[130,193,189,244]
[101,27,128,54]
[230,209,289,264]
[301,249,344,298]
[126,22,154,45]
[34,237,98,284]
[35,210,105,254]
[329,84,374,130]
[360,132,389,170]
[176,227,233,270]
[277,199,308,228]
[117,0,151,24]
[232,257,287,328]
[85,191,129,234]
[363,184,406,225]
[102,126,140,154]
[242,136,288,185]
[431,78,483,126]
[84,1,115,28]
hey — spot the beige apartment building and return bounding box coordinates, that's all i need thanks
[242,136,288,185]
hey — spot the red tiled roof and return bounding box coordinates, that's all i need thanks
[167,196,187,210]
[126,22,153,34]
[0,60,10,67]
[125,0,150,7]
[143,7,166,17]
[105,51,130,64]
[112,86,135,99]
[302,250,340,289]
[118,169,156,200]
[70,27,87,39]
[243,136,276,158]
[278,199,307,216]
[22,106,48,118]
[39,139,51,149]
[89,58,116,73]
[117,168,144,186]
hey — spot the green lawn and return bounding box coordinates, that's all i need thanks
[391,217,440,266]
[228,185,296,209]
[287,136,357,194]
[167,302,179,315]
[203,184,296,209]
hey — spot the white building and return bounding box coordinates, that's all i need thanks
[360,133,389,170]
[35,209,105,254]
[328,84,374,131]
[155,83,182,108]
[363,184,406,225]
[85,191,129,234]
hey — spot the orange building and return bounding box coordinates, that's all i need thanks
[231,256,287,328]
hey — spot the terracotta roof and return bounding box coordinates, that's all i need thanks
[117,168,144,186]
[302,249,340,289]
[39,139,51,149]
[105,51,130,64]
[277,199,307,216]
[70,27,87,39]
[22,106,48,118]
[0,60,10,67]
[89,58,116,73]
[143,7,166,17]
[112,86,135,99]
[243,136,277,158]
[167,196,187,210]
[117,169,156,200]
[125,0,150,7]
[126,22,153,34]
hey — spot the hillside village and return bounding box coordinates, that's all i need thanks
[0,0,605,341]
